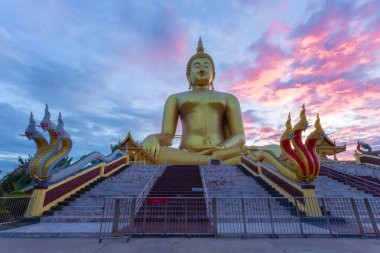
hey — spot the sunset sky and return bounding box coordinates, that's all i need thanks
[0,0,379,174]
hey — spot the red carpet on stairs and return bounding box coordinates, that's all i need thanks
[131,165,213,234]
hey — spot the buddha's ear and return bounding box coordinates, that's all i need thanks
[211,82,214,90]
[188,81,193,90]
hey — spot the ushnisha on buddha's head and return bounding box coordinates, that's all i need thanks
[186,37,216,90]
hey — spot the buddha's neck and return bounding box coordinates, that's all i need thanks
[193,85,211,90]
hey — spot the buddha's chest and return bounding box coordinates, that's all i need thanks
[177,93,226,113]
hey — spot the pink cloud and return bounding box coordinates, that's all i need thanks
[226,1,380,160]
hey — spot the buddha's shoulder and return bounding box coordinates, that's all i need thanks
[166,90,239,101]
[165,91,190,101]
[170,91,191,97]
[214,91,237,98]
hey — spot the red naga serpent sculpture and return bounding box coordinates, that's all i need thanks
[246,105,325,182]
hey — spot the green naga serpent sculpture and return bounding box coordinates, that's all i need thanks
[32,105,61,179]
[246,105,326,182]
[357,141,380,156]
[23,112,48,178]
[23,105,124,182]
[23,105,72,181]
[41,112,72,180]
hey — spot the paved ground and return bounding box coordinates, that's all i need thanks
[0,238,379,253]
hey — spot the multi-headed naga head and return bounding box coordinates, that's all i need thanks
[55,113,64,138]
[280,113,296,142]
[23,112,39,140]
[314,114,326,139]
[293,104,309,132]
[39,104,56,132]
[358,141,372,152]
[306,114,326,142]
[54,113,71,139]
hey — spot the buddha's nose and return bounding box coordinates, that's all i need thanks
[198,70,205,74]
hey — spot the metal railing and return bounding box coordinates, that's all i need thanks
[99,197,135,242]
[0,196,35,224]
[98,197,380,240]
[199,166,211,220]
[135,165,166,213]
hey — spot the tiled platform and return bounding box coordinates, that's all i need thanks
[0,223,100,238]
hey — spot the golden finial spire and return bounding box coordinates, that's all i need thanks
[315,113,322,130]
[58,112,63,127]
[286,113,292,130]
[29,112,35,127]
[197,37,204,53]
[300,103,307,120]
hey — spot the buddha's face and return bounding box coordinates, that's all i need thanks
[190,57,214,87]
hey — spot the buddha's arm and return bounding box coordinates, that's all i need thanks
[142,95,178,158]
[219,94,245,149]
[161,95,179,142]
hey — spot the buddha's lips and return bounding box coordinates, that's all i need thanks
[197,71,206,76]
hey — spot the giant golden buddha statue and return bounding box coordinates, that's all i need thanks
[142,38,245,165]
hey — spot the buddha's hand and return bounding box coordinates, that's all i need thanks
[242,145,262,153]
[193,145,225,155]
[141,134,160,159]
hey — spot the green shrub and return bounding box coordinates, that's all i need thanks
[0,210,13,223]
[8,190,25,196]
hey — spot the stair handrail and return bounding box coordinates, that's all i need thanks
[322,166,380,188]
[321,166,380,194]
[322,162,380,179]
[135,165,166,212]
[199,165,211,220]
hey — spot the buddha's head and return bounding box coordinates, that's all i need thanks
[186,37,216,89]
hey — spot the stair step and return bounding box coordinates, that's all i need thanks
[40,165,157,223]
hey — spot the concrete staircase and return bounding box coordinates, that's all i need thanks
[313,176,373,199]
[313,175,374,218]
[147,165,205,198]
[319,166,380,197]
[41,165,158,223]
[39,164,378,226]
[200,165,273,197]
[322,162,380,181]
[200,165,299,220]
